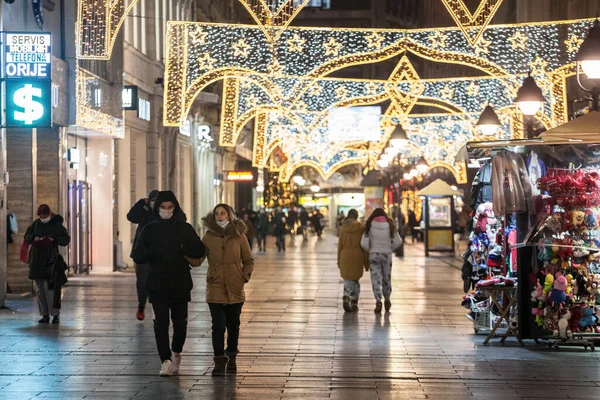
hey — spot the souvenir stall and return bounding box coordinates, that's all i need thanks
[460,112,600,348]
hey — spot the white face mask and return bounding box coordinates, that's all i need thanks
[159,209,174,220]
[217,220,230,228]
[40,216,51,224]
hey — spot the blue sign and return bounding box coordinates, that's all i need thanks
[3,32,51,79]
[4,80,52,128]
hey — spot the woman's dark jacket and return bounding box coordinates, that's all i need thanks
[131,191,205,304]
[25,215,70,280]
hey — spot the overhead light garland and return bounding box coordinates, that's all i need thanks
[440,0,505,46]
[76,0,138,59]
[237,0,310,42]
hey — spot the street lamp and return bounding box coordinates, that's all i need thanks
[476,105,502,136]
[575,20,600,111]
[310,182,321,193]
[389,124,409,148]
[292,175,306,186]
[515,74,545,117]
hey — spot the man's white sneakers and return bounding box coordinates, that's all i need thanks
[159,360,173,377]
[172,353,182,374]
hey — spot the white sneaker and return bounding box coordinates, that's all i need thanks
[159,360,173,377]
[172,353,181,374]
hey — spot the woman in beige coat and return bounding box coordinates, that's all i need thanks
[202,204,254,376]
[337,209,369,312]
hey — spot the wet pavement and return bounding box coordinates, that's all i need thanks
[1,234,600,399]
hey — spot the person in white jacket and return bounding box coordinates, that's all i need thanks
[361,208,402,313]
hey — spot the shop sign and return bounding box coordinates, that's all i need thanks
[198,125,212,142]
[122,85,138,110]
[4,79,52,128]
[225,171,253,182]
[3,32,51,79]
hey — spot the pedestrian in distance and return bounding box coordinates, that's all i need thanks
[273,207,287,252]
[255,208,269,252]
[202,204,254,376]
[287,206,298,242]
[242,212,255,250]
[24,204,70,324]
[312,209,325,239]
[132,191,205,377]
[360,208,402,314]
[299,207,309,241]
[337,209,369,312]
[127,189,159,321]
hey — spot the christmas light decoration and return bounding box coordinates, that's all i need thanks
[76,0,138,59]
[237,0,310,42]
[440,0,504,46]
[264,172,297,208]
[162,18,592,180]
[76,67,125,138]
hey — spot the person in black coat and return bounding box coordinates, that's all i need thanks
[24,204,70,324]
[132,191,205,377]
[273,208,287,252]
[127,189,159,321]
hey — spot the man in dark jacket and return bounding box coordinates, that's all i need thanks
[25,204,70,324]
[132,191,205,377]
[127,189,159,321]
[273,208,287,252]
[299,207,309,241]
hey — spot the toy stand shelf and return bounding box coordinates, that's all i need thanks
[479,285,524,345]
[547,337,595,351]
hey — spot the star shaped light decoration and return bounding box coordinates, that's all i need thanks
[530,57,549,74]
[335,86,349,99]
[466,81,479,97]
[286,33,306,53]
[440,85,454,100]
[197,53,216,70]
[508,31,528,50]
[190,27,208,45]
[308,83,323,96]
[365,32,384,50]
[245,93,259,108]
[365,82,379,96]
[428,31,448,49]
[268,59,285,75]
[232,38,251,58]
[564,34,583,54]
[323,37,343,57]
[473,37,491,56]
[294,99,308,112]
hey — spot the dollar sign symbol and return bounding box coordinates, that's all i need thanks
[13,84,44,125]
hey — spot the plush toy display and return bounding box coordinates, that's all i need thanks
[569,306,581,333]
[549,274,567,307]
[556,310,572,339]
[578,307,598,331]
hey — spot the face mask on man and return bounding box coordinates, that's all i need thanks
[40,216,51,224]
[159,209,174,220]
[217,220,230,228]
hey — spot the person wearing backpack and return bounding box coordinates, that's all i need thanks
[360,208,402,313]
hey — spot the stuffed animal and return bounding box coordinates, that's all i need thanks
[565,274,574,295]
[570,306,581,333]
[579,307,598,331]
[556,310,572,339]
[543,274,555,297]
[589,280,600,303]
[549,275,568,307]
[509,312,518,331]
[544,307,560,332]
[572,210,586,230]
[576,274,589,300]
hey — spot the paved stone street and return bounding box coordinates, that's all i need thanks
[1,235,600,399]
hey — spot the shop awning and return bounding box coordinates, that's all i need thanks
[417,179,461,197]
[540,111,600,143]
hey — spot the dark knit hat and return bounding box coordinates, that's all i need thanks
[37,204,51,216]
[147,189,159,201]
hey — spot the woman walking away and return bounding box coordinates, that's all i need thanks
[361,208,402,314]
[337,209,368,312]
[25,204,70,324]
[132,191,205,377]
[202,204,254,376]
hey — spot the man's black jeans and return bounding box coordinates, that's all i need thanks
[135,263,149,307]
[152,302,188,362]
[208,303,244,356]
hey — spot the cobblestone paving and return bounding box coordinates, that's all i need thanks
[1,235,600,399]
